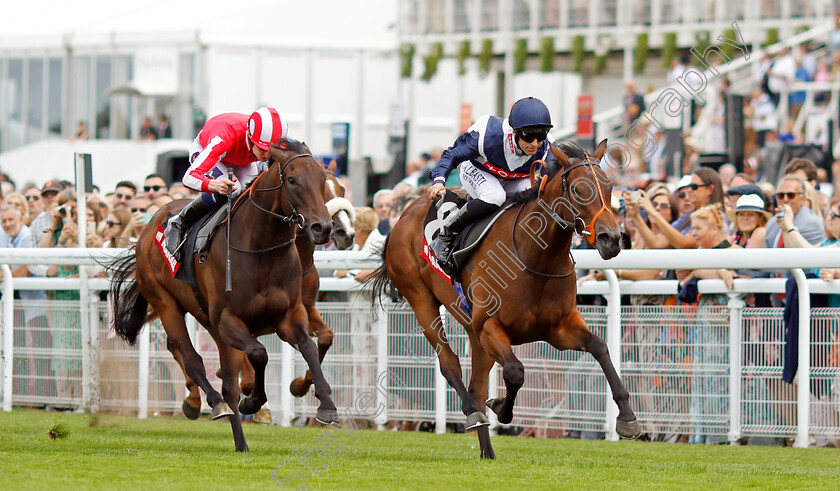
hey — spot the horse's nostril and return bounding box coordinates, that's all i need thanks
[311,223,323,234]
[335,229,347,238]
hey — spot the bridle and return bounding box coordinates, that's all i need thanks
[228,153,319,254]
[536,154,611,244]
[510,153,611,278]
[247,153,311,227]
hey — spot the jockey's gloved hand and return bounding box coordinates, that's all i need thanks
[428,182,445,200]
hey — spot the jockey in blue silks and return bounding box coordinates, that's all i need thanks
[427,97,554,268]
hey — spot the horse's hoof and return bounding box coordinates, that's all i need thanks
[290,378,309,398]
[238,397,263,416]
[254,406,272,425]
[466,411,490,431]
[182,400,201,420]
[236,443,250,453]
[211,402,234,420]
[481,449,496,460]
[616,418,642,439]
[486,397,512,423]
[315,408,339,425]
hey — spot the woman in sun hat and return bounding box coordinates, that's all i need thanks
[727,193,772,249]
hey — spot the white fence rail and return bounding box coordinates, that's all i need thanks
[2,248,840,447]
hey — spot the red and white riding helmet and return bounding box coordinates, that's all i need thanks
[247,107,288,151]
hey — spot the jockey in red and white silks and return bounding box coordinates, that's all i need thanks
[164,107,288,254]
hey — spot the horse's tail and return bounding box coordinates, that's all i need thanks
[366,234,400,309]
[107,248,149,345]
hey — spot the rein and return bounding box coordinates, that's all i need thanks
[226,153,314,254]
[508,153,609,278]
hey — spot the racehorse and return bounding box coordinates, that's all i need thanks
[109,139,339,452]
[172,161,356,418]
[369,140,640,459]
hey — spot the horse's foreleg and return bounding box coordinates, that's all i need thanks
[218,344,249,452]
[166,337,202,419]
[468,341,496,460]
[480,318,524,426]
[290,307,332,398]
[217,307,268,416]
[548,310,641,439]
[280,303,338,424]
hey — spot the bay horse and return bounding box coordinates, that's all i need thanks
[109,139,338,452]
[370,140,640,459]
[173,161,356,419]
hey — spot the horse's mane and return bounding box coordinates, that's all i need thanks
[271,137,309,156]
[512,141,589,203]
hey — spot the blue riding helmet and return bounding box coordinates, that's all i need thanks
[508,97,552,130]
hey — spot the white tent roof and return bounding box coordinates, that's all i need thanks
[0,0,397,50]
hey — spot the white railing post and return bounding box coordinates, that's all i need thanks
[727,294,745,444]
[435,305,447,434]
[375,304,388,430]
[88,290,100,414]
[137,323,150,419]
[1,265,13,412]
[279,341,294,427]
[79,267,91,412]
[791,269,810,448]
[603,269,621,441]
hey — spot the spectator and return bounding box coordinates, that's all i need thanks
[138,117,157,140]
[728,194,770,248]
[765,175,825,251]
[168,184,192,200]
[69,121,89,141]
[372,188,393,235]
[749,87,777,148]
[673,175,695,218]
[625,187,678,251]
[157,115,172,139]
[680,205,733,445]
[101,209,132,248]
[649,168,723,249]
[624,79,646,125]
[112,181,137,210]
[23,185,44,226]
[5,192,29,228]
[334,207,379,278]
[142,174,169,200]
[726,183,764,214]
[784,158,818,190]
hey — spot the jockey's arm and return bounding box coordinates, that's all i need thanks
[428,131,481,198]
[182,135,236,193]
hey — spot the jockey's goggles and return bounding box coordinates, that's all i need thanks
[516,128,549,143]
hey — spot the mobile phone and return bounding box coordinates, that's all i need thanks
[629,190,641,204]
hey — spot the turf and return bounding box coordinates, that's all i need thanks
[0,409,837,490]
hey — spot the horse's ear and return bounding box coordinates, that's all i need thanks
[592,139,608,161]
[549,143,571,168]
[327,159,337,173]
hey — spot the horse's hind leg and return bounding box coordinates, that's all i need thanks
[279,303,338,424]
[157,302,232,419]
[480,318,524,426]
[290,307,333,398]
[166,337,202,420]
[548,310,641,439]
[218,343,249,452]
[217,307,269,416]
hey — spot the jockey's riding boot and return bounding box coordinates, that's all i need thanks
[165,196,212,255]
[429,206,474,267]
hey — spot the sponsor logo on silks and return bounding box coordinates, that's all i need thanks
[153,225,181,276]
[421,238,453,284]
[481,161,529,180]
[507,132,515,153]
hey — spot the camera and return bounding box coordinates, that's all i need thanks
[628,190,642,204]
[57,205,68,217]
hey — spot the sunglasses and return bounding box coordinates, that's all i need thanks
[131,207,147,213]
[115,193,134,200]
[144,185,164,192]
[517,130,548,144]
[775,192,803,200]
[675,191,687,199]
[652,202,670,210]
[687,183,709,191]
[25,195,40,201]
[828,211,840,220]
[106,220,119,227]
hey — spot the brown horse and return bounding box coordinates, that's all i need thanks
[109,139,338,452]
[370,140,640,459]
[173,162,356,418]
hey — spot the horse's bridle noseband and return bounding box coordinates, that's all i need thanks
[248,153,312,228]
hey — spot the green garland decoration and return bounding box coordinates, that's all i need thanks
[720,27,738,59]
[571,35,585,73]
[456,40,471,76]
[764,28,779,48]
[694,31,711,67]
[633,33,648,74]
[514,38,528,74]
[400,44,415,79]
[593,54,608,75]
[479,39,493,76]
[421,42,443,82]
[661,32,677,68]
[540,36,555,72]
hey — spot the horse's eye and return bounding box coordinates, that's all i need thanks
[288,177,296,184]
